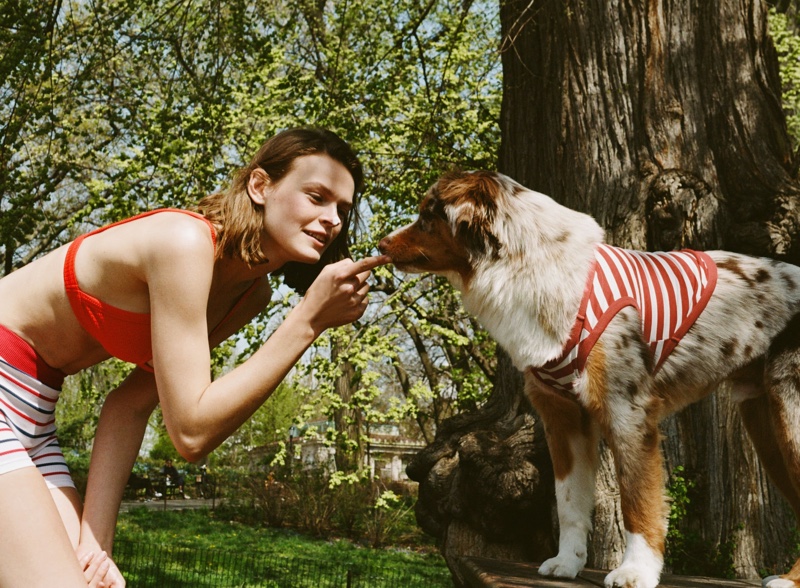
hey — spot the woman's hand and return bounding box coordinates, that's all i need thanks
[78,550,126,587]
[297,255,390,335]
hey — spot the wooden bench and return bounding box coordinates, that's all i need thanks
[458,557,761,587]
[124,473,159,501]
[152,474,186,499]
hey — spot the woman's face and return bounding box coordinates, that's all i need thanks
[250,153,355,266]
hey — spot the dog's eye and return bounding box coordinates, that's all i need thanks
[417,214,433,232]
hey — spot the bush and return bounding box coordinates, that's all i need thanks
[64,450,91,496]
[665,466,735,578]
[212,466,430,549]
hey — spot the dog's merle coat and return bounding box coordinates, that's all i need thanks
[379,170,800,588]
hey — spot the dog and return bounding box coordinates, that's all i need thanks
[378,170,800,588]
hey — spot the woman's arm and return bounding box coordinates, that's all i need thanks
[79,368,159,555]
[145,224,388,461]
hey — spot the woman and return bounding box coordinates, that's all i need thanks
[0,127,388,586]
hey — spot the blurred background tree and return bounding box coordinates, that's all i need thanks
[1,0,501,475]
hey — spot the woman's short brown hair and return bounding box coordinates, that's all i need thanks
[196,127,363,293]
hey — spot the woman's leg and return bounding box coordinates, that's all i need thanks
[0,467,87,587]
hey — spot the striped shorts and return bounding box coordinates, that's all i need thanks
[0,324,74,489]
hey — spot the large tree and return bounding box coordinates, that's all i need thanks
[410,0,799,582]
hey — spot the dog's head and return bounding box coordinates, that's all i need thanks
[379,170,605,369]
[378,170,515,282]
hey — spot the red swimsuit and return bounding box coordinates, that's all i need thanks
[63,208,258,371]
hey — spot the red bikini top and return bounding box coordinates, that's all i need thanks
[63,209,258,371]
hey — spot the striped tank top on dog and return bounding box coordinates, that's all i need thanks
[532,244,718,392]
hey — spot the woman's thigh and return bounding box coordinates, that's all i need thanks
[0,467,87,587]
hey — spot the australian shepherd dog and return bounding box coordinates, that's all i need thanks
[378,170,800,588]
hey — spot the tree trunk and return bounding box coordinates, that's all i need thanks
[498,0,798,576]
[331,341,364,472]
[407,350,557,586]
[409,0,799,581]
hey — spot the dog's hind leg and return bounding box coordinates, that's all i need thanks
[730,354,800,515]
[739,393,800,588]
[524,372,599,580]
[759,332,800,588]
[739,393,800,516]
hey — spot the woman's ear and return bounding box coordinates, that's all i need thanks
[247,168,271,205]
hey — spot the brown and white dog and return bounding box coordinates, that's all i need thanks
[378,170,800,588]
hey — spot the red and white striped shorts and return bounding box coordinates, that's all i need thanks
[0,324,74,489]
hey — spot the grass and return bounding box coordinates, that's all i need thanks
[114,508,452,587]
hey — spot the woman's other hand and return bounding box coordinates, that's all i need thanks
[79,550,126,587]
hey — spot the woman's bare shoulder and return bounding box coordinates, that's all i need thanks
[113,212,217,296]
[138,211,216,261]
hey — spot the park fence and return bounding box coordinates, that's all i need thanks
[114,540,451,588]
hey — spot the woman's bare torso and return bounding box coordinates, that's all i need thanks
[0,212,270,374]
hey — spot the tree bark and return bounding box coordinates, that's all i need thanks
[407,350,557,586]
[498,0,798,576]
[331,340,364,472]
[410,0,799,581]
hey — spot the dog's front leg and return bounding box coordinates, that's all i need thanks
[540,432,598,578]
[525,372,598,579]
[602,399,666,588]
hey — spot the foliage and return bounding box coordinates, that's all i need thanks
[148,413,183,463]
[215,467,426,549]
[5,0,501,468]
[769,7,800,148]
[664,466,736,578]
[0,0,99,273]
[209,381,304,464]
[56,360,133,452]
[365,489,415,549]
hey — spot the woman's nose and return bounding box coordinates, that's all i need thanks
[320,204,341,227]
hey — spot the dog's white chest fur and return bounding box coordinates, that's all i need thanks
[453,190,603,371]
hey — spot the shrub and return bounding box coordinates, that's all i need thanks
[210,465,430,549]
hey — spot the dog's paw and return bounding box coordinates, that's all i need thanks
[538,554,584,578]
[603,564,659,588]
[763,576,798,588]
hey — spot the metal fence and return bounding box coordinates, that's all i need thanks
[114,540,452,588]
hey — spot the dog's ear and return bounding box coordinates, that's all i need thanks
[439,172,502,257]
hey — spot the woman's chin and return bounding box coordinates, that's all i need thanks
[292,250,323,265]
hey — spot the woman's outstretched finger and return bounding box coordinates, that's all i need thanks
[340,255,391,279]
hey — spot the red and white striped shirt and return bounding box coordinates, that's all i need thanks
[532,245,718,393]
